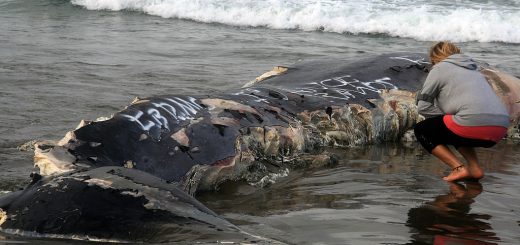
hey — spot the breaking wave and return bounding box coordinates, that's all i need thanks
[71,0,520,43]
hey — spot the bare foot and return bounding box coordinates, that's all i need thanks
[443,165,471,182]
[466,165,484,180]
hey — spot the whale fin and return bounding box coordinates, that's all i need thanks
[242,66,290,88]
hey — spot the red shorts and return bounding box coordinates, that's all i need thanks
[443,115,507,143]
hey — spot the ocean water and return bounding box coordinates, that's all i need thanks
[0,0,519,244]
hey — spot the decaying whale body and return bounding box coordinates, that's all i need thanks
[34,53,520,194]
[0,167,266,243]
[480,68,520,137]
[34,53,430,193]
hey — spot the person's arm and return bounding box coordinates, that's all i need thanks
[416,66,444,118]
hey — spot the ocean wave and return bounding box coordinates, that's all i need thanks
[71,0,520,43]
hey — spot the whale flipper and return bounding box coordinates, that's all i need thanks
[0,167,271,243]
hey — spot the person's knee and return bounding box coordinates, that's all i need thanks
[414,121,425,137]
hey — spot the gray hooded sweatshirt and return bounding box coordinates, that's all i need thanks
[417,54,510,127]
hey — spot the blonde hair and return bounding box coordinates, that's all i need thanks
[429,41,461,65]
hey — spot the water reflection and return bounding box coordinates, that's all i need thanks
[200,142,520,244]
[407,181,500,245]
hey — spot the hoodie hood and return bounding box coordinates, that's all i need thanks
[441,53,478,70]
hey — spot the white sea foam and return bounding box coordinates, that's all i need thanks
[71,0,520,43]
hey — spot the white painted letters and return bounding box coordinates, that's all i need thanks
[292,75,397,101]
[120,96,202,132]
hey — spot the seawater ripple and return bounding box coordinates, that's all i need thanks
[71,0,520,43]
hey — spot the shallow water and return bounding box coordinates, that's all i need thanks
[199,142,520,244]
[1,0,520,244]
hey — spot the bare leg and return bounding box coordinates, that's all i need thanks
[431,145,470,181]
[456,147,484,179]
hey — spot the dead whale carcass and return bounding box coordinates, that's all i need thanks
[0,167,272,243]
[33,53,520,194]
